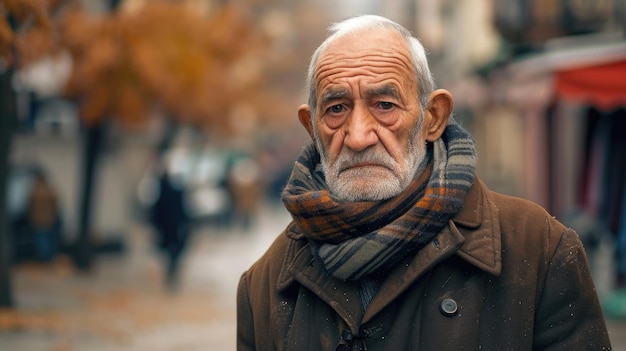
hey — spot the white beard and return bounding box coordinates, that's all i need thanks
[315,115,425,202]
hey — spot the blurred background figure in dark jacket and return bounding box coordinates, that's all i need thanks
[149,163,190,291]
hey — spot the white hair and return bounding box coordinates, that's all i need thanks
[305,15,436,117]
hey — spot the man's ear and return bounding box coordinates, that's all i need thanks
[298,104,315,140]
[424,89,454,142]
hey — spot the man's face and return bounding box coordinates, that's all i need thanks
[310,28,427,202]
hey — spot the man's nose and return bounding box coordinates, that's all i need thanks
[343,105,379,151]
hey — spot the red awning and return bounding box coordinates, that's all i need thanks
[555,59,626,110]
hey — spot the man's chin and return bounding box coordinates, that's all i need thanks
[330,174,402,202]
[339,165,394,178]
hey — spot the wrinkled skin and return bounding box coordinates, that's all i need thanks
[297,28,452,201]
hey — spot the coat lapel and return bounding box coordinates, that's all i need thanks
[363,223,466,322]
[288,242,364,330]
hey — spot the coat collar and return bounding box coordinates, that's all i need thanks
[452,178,502,276]
[277,177,502,297]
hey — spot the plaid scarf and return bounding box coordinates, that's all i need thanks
[281,121,476,281]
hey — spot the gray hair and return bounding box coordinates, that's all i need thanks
[305,15,436,117]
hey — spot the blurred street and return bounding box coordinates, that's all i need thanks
[1,202,626,350]
[0,204,290,351]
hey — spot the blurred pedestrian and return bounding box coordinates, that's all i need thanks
[226,156,262,231]
[237,15,611,350]
[26,167,61,262]
[150,166,190,290]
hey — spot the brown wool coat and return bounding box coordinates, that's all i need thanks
[237,179,611,350]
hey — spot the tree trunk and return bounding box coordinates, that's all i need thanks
[73,123,105,271]
[0,70,16,307]
[72,0,124,272]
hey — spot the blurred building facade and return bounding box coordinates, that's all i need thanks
[467,0,626,295]
[475,0,624,210]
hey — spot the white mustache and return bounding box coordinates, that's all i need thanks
[334,148,396,172]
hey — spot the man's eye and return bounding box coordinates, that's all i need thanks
[329,105,344,113]
[379,101,394,110]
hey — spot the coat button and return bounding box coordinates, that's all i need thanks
[440,298,458,316]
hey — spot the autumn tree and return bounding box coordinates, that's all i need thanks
[57,0,270,269]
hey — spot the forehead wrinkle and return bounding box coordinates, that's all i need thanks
[314,56,416,100]
[315,54,413,79]
[315,32,416,74]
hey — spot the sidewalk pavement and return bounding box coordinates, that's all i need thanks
[1,204,626,350]
[0,204,289,351]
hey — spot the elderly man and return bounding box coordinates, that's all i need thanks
[237,15,610,350]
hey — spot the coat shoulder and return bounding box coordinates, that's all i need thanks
[490,190,554,219]
[241,224,303,290]
[487,188,572,257]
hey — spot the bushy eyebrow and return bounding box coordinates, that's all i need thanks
[319,84,401,108]
[321,88,349,107]
[366,85,401,100]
